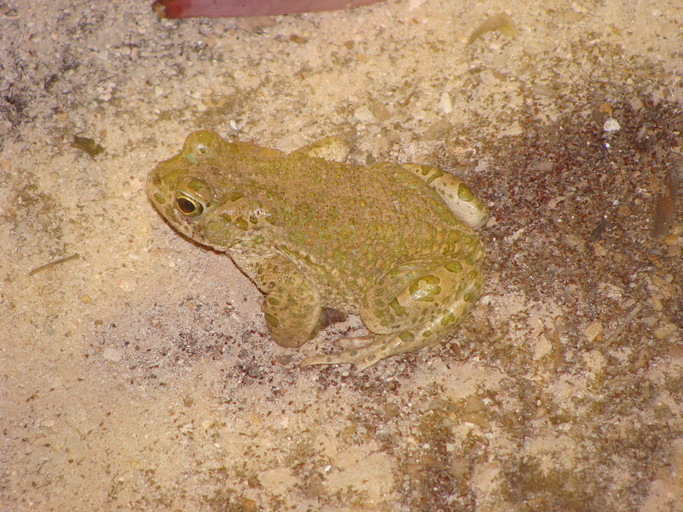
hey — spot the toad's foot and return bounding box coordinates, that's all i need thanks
[299,333,430,371]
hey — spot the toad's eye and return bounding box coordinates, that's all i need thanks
[175,192,204,217]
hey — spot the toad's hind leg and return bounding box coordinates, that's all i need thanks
[401,163,490,229]
[300,260,483,371]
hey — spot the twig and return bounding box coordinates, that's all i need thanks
[604,304,643,347]
[29,253,80,276]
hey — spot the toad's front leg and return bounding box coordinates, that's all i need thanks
[252,255,324,348]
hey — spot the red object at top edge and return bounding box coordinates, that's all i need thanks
[153,0,384,19]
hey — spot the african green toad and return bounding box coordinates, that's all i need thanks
[147,130,489,370]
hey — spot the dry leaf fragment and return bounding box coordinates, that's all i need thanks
[72,135,105,158]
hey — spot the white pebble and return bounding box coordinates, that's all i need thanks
[438,91,453,114]
[603,118,621,132]
[353,105,375,123]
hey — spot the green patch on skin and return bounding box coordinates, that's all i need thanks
[234,217,249,230]
[457,183,475,202]
[409,275,442,302]
[400,331,415,343]
[440,311,456,326]
[161,168,188,187]
[447,230,462,243]
[223,191,244,202]
[265,312,279,328]
[390,298,406,317]
[464,290,479,303]
[187,178,208,193]
[445,261,463,273]
[205,220,230,242]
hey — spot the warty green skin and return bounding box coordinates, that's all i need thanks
[147,130,489,370]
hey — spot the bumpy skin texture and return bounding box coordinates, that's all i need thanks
[147,130,489,370]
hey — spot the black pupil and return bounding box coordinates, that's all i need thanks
[177,197,197,214]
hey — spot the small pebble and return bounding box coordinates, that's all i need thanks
[353,105,375,123]
[603,118,621,132]
[438,91,453,114]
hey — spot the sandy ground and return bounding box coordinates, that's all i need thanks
[1,0,682,510]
